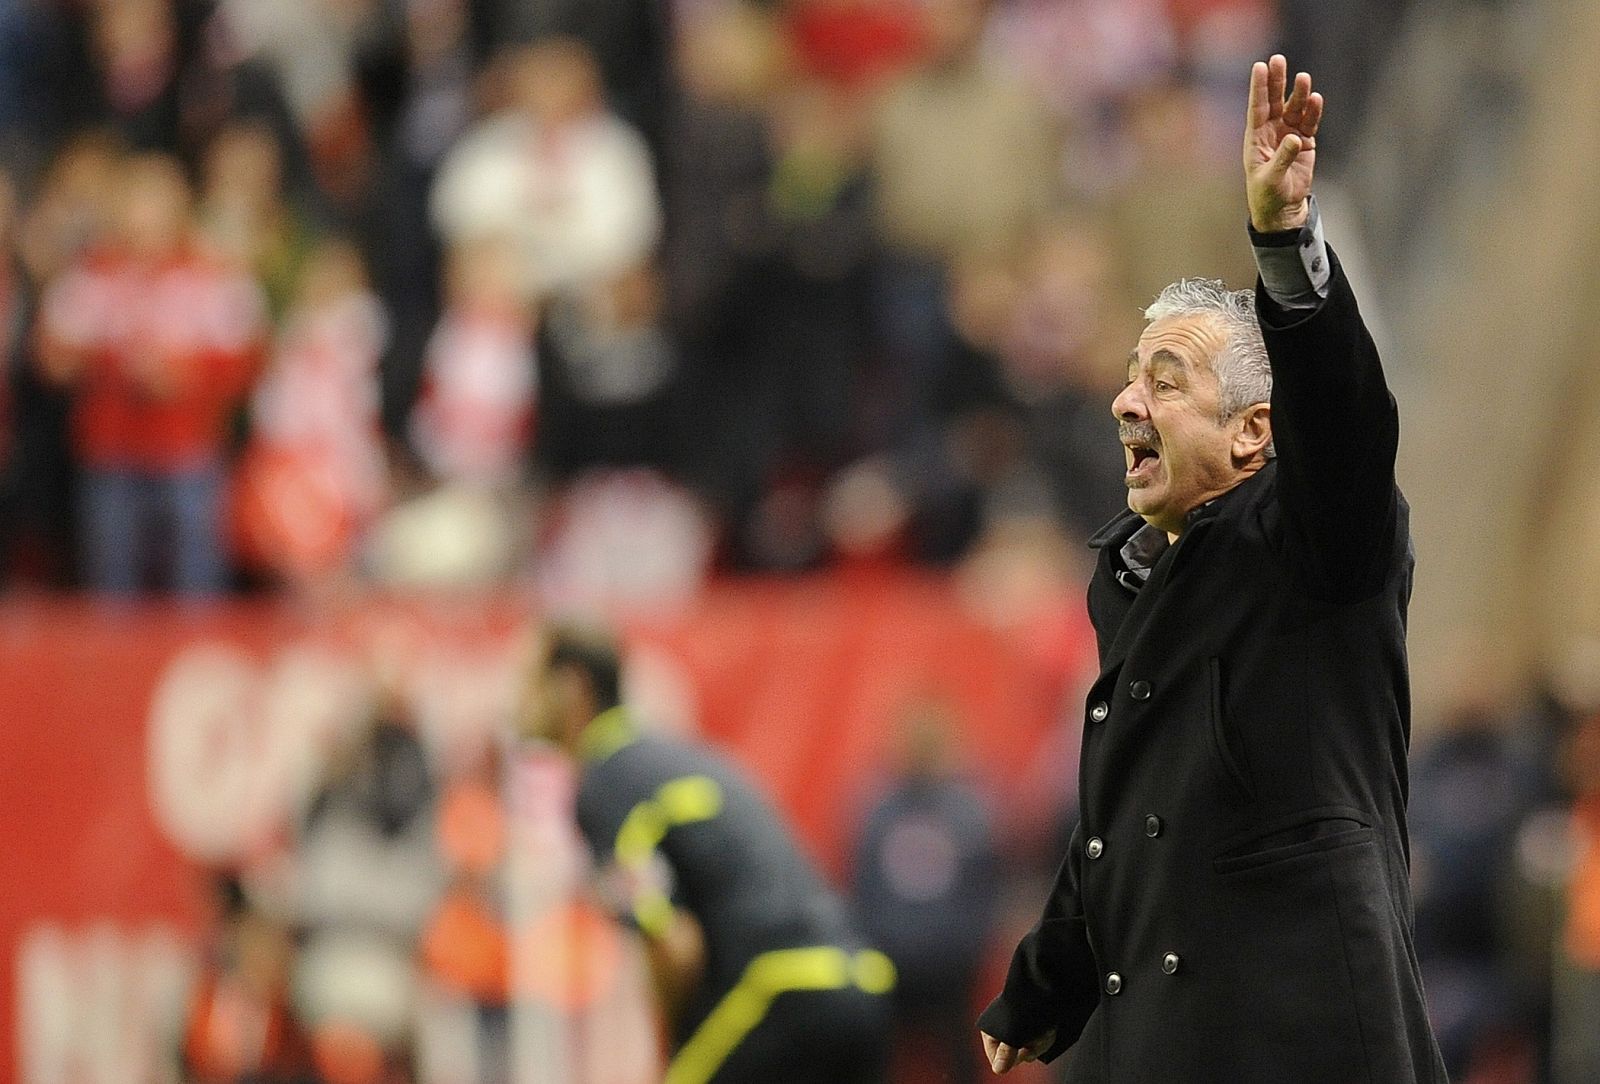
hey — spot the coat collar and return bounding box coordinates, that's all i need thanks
[1087,508,1143,550]
[1084,461,1276,551]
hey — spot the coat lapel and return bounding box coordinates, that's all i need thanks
[1097,520,1207,673]
[1088,465,1275,675]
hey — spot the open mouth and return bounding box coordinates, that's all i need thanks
[1124,443,1162,483]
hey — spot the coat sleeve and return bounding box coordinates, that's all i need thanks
[976,821,1102,1062]
[1257,245,1400,600]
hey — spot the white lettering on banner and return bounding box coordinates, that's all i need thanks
[258,646,372,813]
[146,644,370,862]
[407,640,522,775]
[17,923,195,1084]
[144,626,702,864]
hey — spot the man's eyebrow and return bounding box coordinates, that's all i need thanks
[1129,348,1190,374]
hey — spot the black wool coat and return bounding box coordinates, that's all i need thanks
[979,251,1449,1083]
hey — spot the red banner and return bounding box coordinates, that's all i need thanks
[0,576,1089,1084]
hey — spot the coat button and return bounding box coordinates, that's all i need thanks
[1105,972,1123,995]
[1162,953,1180,975]
[1130,680,1152,700]
[1144,814,1163,838]
[1086,836,1104,859]
[1089,701,1109,723]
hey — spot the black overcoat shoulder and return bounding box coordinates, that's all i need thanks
[979,249,1449,1083]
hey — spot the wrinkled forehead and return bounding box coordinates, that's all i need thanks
[1132,315,1227,378]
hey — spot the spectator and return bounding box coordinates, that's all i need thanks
[296,683,442,1083]
[535,469,714,611]
[353,0,478,436]
[36,152,266,595]
[1408,706,1544,1077]
[0,171,20,518]
[197,118,317,320]
[495,0,675,153]
[535,263,680,479]
[989,0,1177,147]
[419,754,512,1084]
[1104,80,1259,304]
[822,252,1024,565]
[182,875,318,1084]
[0,166,39,585]
[782,0,927,93]
[16,129,123,285]
[409,237,537,488]
[430,37,661,303]
[83,0,193,151]
[660,1,782,343]
[1554,708,1600,1083]
[851,703,999,1084]
[237,238,389,585]
[0,0,80,177]
[684,78,879,569]
[998,218,1136,540]
[4,132,125,587]
[869,0,1059,463]
[215,0,372,145]
[871,0,1058,264]
[63,0,306,182]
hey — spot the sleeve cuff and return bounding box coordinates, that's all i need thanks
[1249,194,1330,310]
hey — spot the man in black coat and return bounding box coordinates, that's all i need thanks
[977,57,1449,1082]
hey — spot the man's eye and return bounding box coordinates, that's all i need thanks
[1155,381,1175,392]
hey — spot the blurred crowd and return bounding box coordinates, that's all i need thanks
[172,650,1028,1084]
[0,0,1286,599]
[1400,656,1600,1084]
[11,1,1600,1083]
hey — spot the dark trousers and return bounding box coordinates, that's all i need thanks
[79,463,227,595]
[710,983,892,1084]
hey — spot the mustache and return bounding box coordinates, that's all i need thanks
[1119,422,1160,447]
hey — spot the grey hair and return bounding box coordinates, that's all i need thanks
[1143,279,1274,457]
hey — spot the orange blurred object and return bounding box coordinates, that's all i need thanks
[183,973,316,1084]
[1565,796,1600,969]
[311,1019,387,1084]
[232,444,359,578]
[516,901,626,1010]
[437,780,507,875]
[421,885,511,1005]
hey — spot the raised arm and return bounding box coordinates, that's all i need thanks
[1244,56,1400,599]
[1245,55,1323,235]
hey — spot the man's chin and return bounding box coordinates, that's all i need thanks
[1125,483,1160,513]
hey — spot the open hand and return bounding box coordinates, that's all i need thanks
[1244,54,1323,233]
[982,1028,1056,1075]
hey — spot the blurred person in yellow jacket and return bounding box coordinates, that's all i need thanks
[517,623,893,1083]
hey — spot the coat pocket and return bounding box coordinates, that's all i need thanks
[1207,657,1254,802]
[1212,824,1374,877]
[1211,804,1377,877]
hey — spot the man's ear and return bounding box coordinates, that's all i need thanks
[1232,402,1272,464]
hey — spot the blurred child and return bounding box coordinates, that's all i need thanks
[408,237,537,488]
[238,238,388,584]
[16,130,123,286]
[36,152,267,595]
[198,119,316,319]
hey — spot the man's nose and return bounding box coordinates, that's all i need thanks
[1112,382,1145,421]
